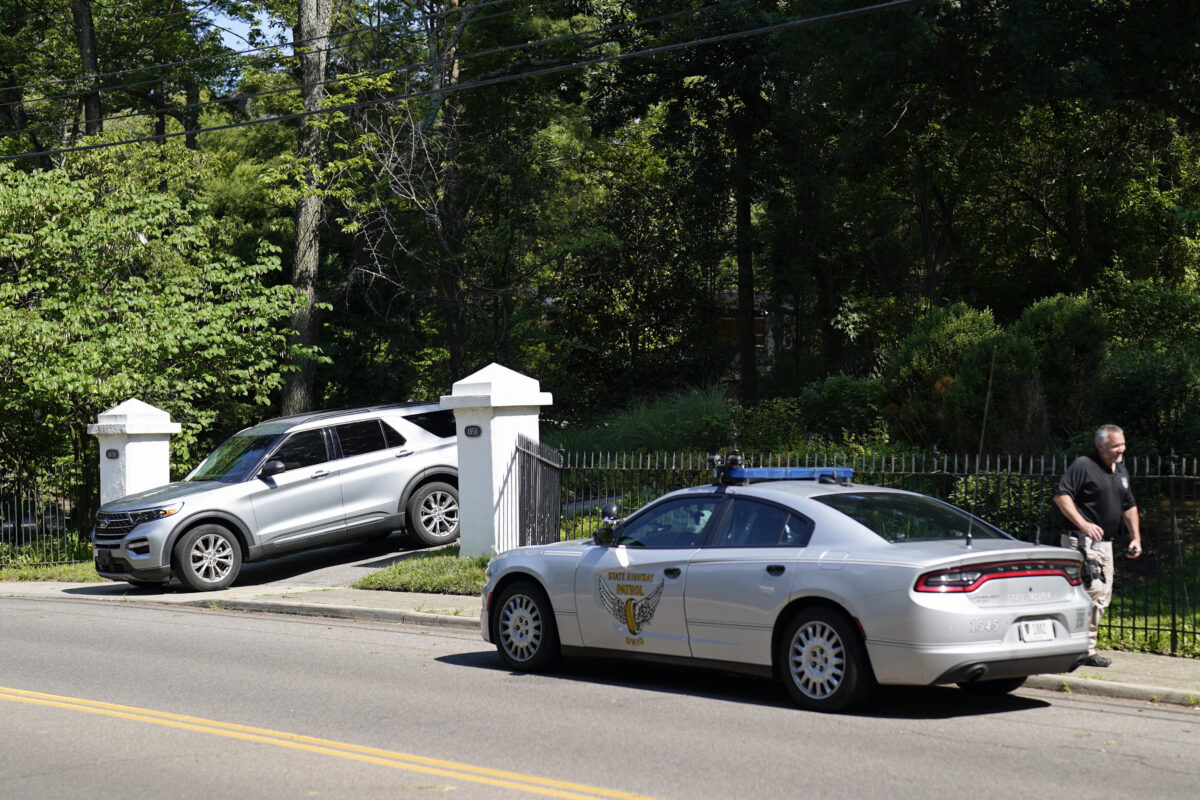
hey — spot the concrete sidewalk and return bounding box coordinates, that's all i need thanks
[4,581,1196,707]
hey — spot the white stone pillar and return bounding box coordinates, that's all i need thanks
[440,364,553,557]
[87,399,182,506]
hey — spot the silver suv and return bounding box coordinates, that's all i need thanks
[91,403,459,591]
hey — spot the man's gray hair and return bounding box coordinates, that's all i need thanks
[1095,424,1124,446]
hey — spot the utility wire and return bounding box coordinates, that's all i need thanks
[3,0,577,112]
[0,0,546,98]
[1,0,752,139]
[0,0,930,163]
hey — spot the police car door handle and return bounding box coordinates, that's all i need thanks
[394,449,413,458]
[310,470,330,479]
[664,567,682,578]
[766,565,786,576]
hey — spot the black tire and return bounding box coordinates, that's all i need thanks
[407,481,459,547]
[492,580,559,672]
[778,607,875,712]
[957,676,1027,696]
[172,524,242,591]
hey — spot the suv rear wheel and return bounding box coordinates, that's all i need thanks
[407,481,459,547]
[173,524,242,591]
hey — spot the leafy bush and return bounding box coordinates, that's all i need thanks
[544,386,732,452]
[878,303,1000,449]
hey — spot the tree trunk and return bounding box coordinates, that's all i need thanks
[281,0,333,416]
[735,128,757,406]
[69,0,103,135]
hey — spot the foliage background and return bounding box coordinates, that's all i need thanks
[2,0,1199,472]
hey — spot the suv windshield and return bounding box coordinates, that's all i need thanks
[188,433,280,483]
[813,492,1010,543]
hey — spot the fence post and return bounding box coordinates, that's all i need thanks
[86,399,181,506]
[440,364,553,557]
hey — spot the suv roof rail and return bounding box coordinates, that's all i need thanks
[709,452,853,487]
[264,401,435,426]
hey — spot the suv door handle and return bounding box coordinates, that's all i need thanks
[311,470,331,479]
[394,449,413,458]
[766,565,785,576]
[664,567,682,578]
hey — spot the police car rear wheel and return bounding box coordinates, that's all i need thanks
[779,607,874,712]
[494,581,559,672]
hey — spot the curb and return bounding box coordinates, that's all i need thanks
[177,599,481,631]
[1025,674,1200,708]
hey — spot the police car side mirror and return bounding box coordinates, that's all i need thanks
[593,502,622,546]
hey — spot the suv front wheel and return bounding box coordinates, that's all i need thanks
[173,524,242,591]
[407,481,459,547]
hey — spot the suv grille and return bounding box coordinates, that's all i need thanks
[93,512,135,541]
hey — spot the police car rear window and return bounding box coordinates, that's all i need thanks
[813,492,1010,543]
[403,410,456,438]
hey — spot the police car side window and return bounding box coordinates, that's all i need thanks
[711,499,810,547]
[618,497,722,549]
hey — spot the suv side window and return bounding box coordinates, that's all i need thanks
[711,499,813,547]
[381,420,407,448]
[270,430,329,471]
[403,410,456,438]
[336,420,387,457]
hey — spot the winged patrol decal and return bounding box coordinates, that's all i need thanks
[597,572,664,636]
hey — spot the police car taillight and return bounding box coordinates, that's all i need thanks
[915,560,1083,592]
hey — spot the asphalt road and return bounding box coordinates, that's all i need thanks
[3,595,1198,800]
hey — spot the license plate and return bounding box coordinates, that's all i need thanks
[1019,619,1055,642]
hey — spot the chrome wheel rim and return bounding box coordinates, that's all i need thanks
[189,533,234,584]
[419,490,459,538]
[499,593,541,663]
[788,620,846,700]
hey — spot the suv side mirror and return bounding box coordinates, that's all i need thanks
[259,460,286,478]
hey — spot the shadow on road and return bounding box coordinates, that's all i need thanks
[439,651,1051,718]
[69,532,434,595]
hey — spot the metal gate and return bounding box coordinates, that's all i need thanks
[516,434,562,547]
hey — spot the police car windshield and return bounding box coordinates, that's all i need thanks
[813,492,1010,543]
[187,434,280,483]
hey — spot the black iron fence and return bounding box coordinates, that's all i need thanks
[559,450,1200,656]
[0,463,97,568]
[515,435,564,548]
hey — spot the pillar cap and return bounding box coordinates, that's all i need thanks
[440,363,552,410]
[87,398,182,435]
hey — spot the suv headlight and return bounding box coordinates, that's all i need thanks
[129,502,183,527]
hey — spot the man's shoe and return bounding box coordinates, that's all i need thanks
[1082,654,1112,667]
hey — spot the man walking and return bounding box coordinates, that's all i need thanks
[1053,424,1143,667]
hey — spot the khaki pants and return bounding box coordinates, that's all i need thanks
[1061,535,1114,655]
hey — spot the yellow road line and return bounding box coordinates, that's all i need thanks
[0,686,661,800]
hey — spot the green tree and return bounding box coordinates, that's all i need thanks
[0,146,308,471]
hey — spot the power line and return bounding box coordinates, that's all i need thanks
[0,0,544,98]
[1,0,752,140]
[3,0,579,113]
[0,0,930,163]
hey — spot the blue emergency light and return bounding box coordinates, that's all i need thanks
[709,452,854,486]
[726,466,854,482]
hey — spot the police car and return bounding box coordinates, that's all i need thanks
[480,456,1091,712]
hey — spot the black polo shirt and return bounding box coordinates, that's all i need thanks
[1055,453,1136,540]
